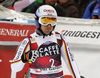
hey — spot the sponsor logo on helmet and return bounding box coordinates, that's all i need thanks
[43,9,54,13]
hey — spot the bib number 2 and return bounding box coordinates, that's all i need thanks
[49,59,55,67]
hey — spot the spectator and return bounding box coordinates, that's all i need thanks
[0,0,15,8]
[21,0,43,12]
[74,0,92,17]
[29,0,66,17]
[83,0,100,19]
[14,0,36,12]
[0,0,5,3]
[57,0,80,18]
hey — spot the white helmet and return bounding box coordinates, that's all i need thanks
[35,5,57,29]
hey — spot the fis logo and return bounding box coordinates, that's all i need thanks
[43,41,53,45]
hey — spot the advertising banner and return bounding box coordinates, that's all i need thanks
[0,17,100,78]
[55,18,100,78]
[0,21,36,78]
[0,22,36,45]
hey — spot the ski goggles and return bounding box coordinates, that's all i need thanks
[39,17,57,26]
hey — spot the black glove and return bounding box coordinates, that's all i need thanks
[80,76,85,78]
[21,50,39,63]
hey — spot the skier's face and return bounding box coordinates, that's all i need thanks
[97,0,100,4]
[41,24,53,35]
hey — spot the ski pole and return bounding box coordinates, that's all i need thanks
[23,61,32,78]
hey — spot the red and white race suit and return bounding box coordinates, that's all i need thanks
[11,31,80,78]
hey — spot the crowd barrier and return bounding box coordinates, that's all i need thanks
[0,7,100,78]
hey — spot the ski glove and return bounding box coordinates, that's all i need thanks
[21,50,39,63]
[81,76,85,78]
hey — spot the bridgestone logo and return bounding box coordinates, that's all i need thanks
[62,30,100,39]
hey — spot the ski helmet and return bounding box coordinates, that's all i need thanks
[35,5,57,29]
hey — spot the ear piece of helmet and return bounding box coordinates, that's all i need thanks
[35,13,40,29]
[35,13,39,20]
